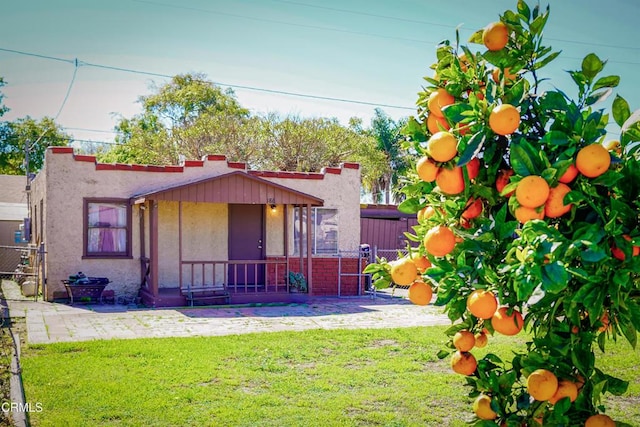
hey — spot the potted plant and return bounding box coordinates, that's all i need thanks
[288,272,307,293]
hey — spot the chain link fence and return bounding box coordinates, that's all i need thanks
[0,245,43,299]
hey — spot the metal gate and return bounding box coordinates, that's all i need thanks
[0,244,45,300]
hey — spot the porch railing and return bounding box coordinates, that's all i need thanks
[180,259,291,294]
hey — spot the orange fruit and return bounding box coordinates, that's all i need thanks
[408,281,433,305]
[576,144,611,178]
[417,206,436,222]
[389,257,418,286]
[598,311,611,333]
[585,414,615,427]
[453,330,476,352]
[514,205,545,224]
[461,197,483,219]
[427,113,450,134]
[465,157,480,180]
[467,289,498,319]
[427,131,458,162]
[496,169,514,196]
[423,225,456,257]
[527,369,559,401]
[473,394,497,420]
[427,88,455,118]
[483,21,509,51]
[411,253,432,272]
[474,332,488,348]
[416,156,439,182]
[515,175,550,208]
[491,307,524,336]
[489,104,520,135]
[451,350,477,375]
[558,164,579,184]
[544,183,572,218]
[492,67,518,83]
[611,235,639,260]
[548,379,578,405]
[436,166,465,195]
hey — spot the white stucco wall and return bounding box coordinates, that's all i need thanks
[33,149,361,300]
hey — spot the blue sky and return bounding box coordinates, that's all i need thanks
[1,0,639,146]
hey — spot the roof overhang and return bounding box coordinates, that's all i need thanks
[131,171,324,206]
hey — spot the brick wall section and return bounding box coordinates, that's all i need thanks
[266,256,367,296]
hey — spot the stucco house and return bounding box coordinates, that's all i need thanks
[30,147,366,306]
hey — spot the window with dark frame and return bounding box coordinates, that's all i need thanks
[84,199,132,258]
[293,207,338,255]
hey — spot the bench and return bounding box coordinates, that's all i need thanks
[181,285,230,306]
[62,278,109,305]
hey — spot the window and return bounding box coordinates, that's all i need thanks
[84,199,131,258]
[293,208,338,255]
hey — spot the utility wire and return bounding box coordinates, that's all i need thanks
[54,58,79,120]
[3,47,418,111]
[267,0,640,51]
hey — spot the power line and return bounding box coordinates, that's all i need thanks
[0,47,75,64]
[54,58,79,120]
[267,0,640,52]
[131,0,439,46]
[2,47,418,111]
[63,127,117,134]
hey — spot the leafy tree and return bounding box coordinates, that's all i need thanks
[100,73,251,165]
[0,116,70,175]
[101,74,389,189]
[367,108,409,204]
[366,1,640,425]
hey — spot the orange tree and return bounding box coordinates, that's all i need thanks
[364,1,640,426]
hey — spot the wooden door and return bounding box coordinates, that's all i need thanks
[228,204,265,286]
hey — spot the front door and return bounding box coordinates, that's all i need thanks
[228,204,265,287]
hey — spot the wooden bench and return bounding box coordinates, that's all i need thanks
[181,285,230,306]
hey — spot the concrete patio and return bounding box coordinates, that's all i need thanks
[1,280,450,344]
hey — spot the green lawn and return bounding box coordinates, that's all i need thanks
[20,326,640,426]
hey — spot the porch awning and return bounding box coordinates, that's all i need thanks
[131,171,324,206]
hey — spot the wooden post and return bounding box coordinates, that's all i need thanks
[306,203,312,294]
[178,201,183,290]
[149,201,159,301]
[139,203,146,287]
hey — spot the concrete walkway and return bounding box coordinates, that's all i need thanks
[1,280,450,344]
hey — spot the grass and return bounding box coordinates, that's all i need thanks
[20,326,640,427]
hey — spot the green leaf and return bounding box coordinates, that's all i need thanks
[517,0,531,20]
[468,29,483,44]
[542,262,569,293]
[510,142,540,176]
[612,95,631,127]
[401,117,427,142]
[457,132,485,167]
[532,51,561,71]
[442,102,473,124]
[542,130,570,147]
[606,374,629,396]
[592,75,620,91]
[397,197,422,214]
[621,322,637,349]
[581,53,605,80]
[503,77,528,105]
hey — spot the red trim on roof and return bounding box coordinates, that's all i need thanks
[74,155,96,163]
[51,146,74,154]
[323,167,342,175]
[341,162,360,170]
[227,162,246,169]
[206,155,227,161]
[183,160,204,167]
